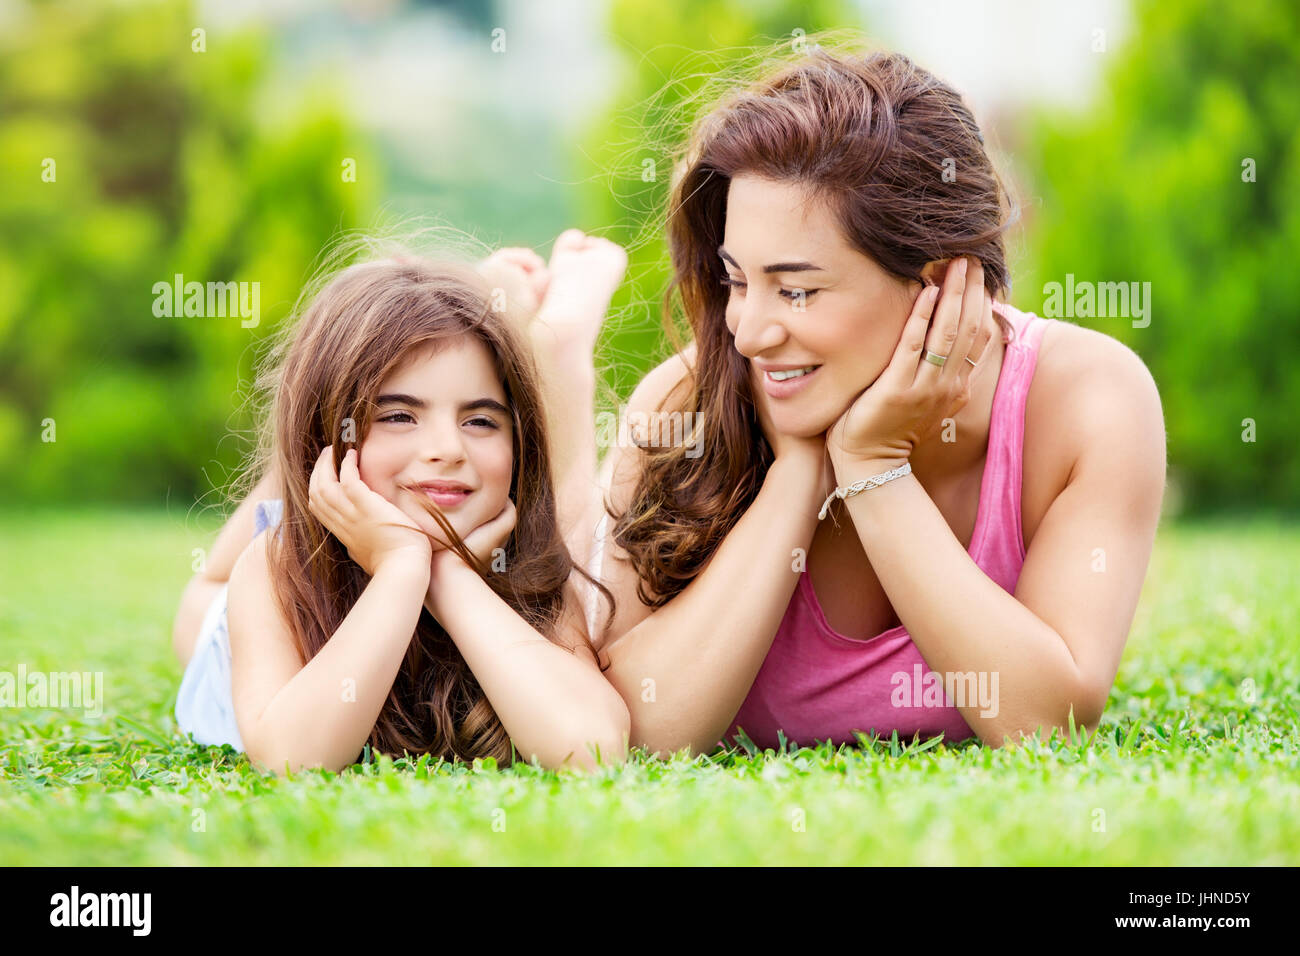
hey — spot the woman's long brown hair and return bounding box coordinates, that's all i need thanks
[613,41,1017,608]
[242,248,610,766]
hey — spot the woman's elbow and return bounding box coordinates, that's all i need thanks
[978,706,1104,749]
[543,708,632,771]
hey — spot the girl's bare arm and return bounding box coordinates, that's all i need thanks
[427,566,629,770]
[226,532,431,775]
[172,464,280,664]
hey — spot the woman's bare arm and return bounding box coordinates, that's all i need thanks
[590,354,826,758]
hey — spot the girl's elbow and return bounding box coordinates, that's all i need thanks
[242,726,331,777]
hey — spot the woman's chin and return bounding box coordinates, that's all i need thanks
[773,408,839,440]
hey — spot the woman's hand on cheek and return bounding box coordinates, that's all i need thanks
[749,363,836,509]
[307,446,433,578]
[751,362,827,466]
[826,257,994,474]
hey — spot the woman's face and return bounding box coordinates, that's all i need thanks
[358,335,514,543]
[721,173,919,437]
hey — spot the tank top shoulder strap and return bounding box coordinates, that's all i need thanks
[254,498,285,538]
[1006,302,1049,353]
[979,303,1051,570]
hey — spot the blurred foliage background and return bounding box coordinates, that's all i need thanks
[0,0,1294,515]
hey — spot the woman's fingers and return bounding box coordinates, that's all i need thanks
[308,445,334,512]
[916,257,970,388]
[884,283,941,387]
[967,293,996,369]
[954,259,986,375]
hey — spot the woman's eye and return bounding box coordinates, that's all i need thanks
[779,287,819,301]
[720,276,747,292]
[379,412,415,424]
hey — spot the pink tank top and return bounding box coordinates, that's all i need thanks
[724,303,1051,751]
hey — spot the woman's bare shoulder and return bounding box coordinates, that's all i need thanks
[1035,319,1161,412]
[626,342,697,416]
[603,343,698,497]
[1029,319,1164,474]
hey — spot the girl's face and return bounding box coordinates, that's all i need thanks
[720,173,919,438]
[358,335,514,543]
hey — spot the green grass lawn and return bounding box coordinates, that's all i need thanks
[1,506,1297,865]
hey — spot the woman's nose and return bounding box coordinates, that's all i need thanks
[731,293,788,358]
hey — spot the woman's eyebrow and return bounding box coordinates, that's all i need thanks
[718,246,824,274]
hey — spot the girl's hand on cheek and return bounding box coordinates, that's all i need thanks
[429,498,517,579]
[307,446,432,578]
[826,256,995,474]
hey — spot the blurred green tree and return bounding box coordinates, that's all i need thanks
[1017,0,1300,514]
[0,0,377,506]
[574,0,856,402]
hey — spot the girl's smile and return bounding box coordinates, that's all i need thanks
[359,335,514,542]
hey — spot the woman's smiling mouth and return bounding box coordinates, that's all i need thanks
[759,363,822,398]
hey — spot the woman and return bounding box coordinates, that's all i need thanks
[564,44,1167,755]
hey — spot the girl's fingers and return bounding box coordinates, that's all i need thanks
[308,447,345,530]
[493,498,518,536]
[314,444,352,521]
[308,445,334,510]
[336,448,374,522]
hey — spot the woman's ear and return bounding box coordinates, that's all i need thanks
[919,259,953,288]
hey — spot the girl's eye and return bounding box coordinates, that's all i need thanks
[465,416,500,430]
[779,287,820,301]
[379,412,415,424]
[720,276,747,292]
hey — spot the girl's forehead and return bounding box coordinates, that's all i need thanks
[382,336,506,395]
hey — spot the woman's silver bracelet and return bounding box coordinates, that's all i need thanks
[817,462,912,520]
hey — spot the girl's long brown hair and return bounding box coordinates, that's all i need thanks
[613,41,1017,608]
[243,246,610,766]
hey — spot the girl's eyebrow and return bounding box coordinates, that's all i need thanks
[376,394,509,415]
[718,246,824,274]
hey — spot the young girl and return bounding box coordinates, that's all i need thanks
[173,239,630,774]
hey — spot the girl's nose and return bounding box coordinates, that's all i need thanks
[420,419,468,464]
